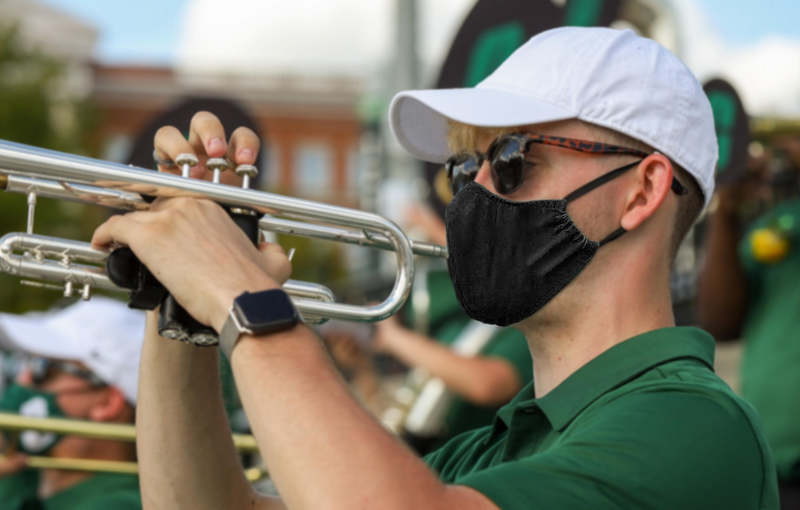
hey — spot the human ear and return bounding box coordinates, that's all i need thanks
[619,153,673,232]
[88,387,127,422]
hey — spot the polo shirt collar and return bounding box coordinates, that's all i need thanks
[496,327,715,432]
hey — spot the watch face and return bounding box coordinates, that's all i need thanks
[234,289,298,332]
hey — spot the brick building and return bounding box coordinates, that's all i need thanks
[92,65,364,206]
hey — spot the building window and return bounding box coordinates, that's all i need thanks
[263,142,282,191]
[294,142,332,195]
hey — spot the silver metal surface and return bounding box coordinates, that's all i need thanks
[207,158,228,185]
[175,153,198,178]
[2,175,448,259]
[235,165,258,190]
[0,139,449,321]
[259,216,448,259]
[153,150,176,169]
[0,232,336,322]
[0,142,407,321]
[26,192,36,235]
[5,176,149,210]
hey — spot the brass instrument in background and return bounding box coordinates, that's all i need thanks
[0,412,267,481]
[379,256,501,450]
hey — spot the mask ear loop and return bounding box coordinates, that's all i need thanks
[563,160,641,202]
[599,227,627,246]
[563,159,644,247]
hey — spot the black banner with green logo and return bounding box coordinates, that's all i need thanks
[425,0,622,218]
[703,79,750,187]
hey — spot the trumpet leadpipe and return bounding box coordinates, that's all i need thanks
[1,175,448,259]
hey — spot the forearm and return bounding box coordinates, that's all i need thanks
[697,211,748,340]
[137,312,265,510]
[231,326,456,510]
[382,329,520,406]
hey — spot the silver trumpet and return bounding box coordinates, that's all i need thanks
[0,139,448,325]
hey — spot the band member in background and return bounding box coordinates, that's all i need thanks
[0,298,144,510]
[374,203,532,454]
[698,138,800,509]
[100,28,777,509]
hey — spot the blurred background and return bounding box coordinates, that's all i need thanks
[0,0,798,390]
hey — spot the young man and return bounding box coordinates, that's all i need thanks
[95,28,778,509]
[0,298,144,510]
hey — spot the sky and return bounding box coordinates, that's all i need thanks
[697,0,799,46]
[36,0,800,65]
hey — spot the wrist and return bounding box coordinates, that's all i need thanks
[212,273,281,333]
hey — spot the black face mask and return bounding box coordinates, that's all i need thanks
[444,161,638,327]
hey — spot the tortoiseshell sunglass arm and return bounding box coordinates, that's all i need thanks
[521,134,689,196]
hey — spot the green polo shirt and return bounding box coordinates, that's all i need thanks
[738,198,800,481]
[426,327,779,510]
[0,471,141,510]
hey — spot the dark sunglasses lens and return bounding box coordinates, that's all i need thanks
[28,357,50,385]
[489,138,525,195]
[448,155,482,196]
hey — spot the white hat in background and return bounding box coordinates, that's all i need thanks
[390,27,718,207]
[0,297,146,404]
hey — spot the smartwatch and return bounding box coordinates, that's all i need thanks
[219,289,300,359]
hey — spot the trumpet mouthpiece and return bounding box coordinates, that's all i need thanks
[0,173,7,191]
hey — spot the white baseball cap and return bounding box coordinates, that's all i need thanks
[0,297,146,404]
[390,27,718,207]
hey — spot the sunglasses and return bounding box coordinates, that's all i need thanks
[23,357,106,388]
[445,133,690,197]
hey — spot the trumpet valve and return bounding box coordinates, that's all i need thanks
[81,284,91,301]
[190,332,219,346]
[207,158,229,184]
[64,280,74,298]
[160,326,189,342]
[234,164,258,189]
[175,153,199,179]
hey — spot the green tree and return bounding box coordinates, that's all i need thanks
[0,22,105,313]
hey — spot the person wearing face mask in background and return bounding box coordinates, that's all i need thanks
[0,297,144,510]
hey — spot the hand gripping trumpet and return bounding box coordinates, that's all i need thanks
[0,140,448,343]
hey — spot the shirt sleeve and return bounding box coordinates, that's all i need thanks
[482,328,533,386]
[454,391,771,510]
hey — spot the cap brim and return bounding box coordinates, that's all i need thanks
[0,313,86,361]
[390,87,577,163]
